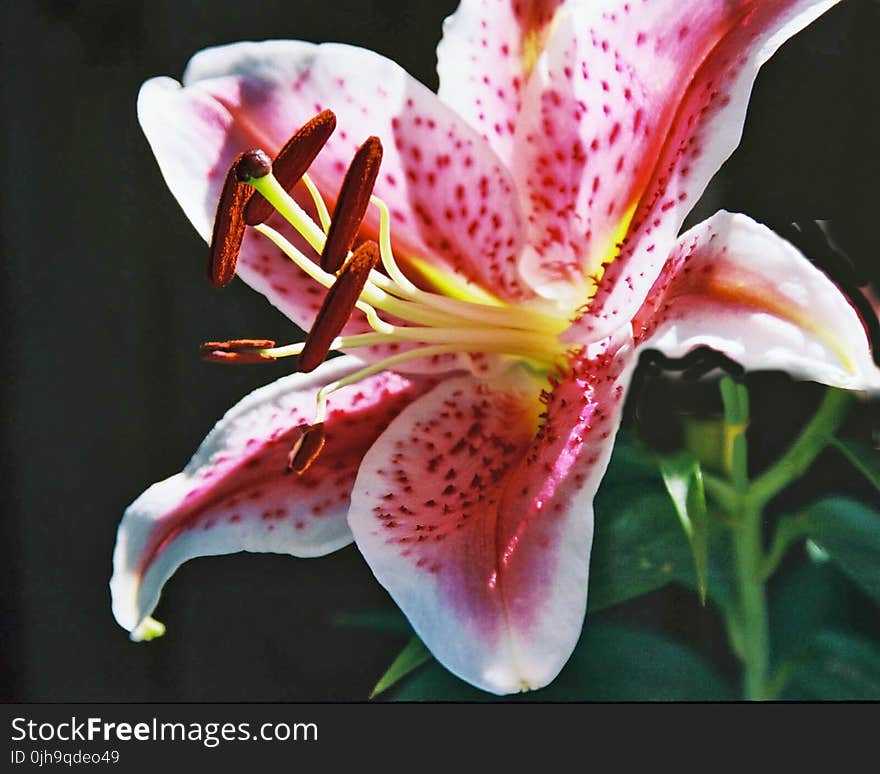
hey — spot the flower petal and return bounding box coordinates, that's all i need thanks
[348,338,636,694]
[177,40,530,301]
[437,0,568,164]
[111,356,437,638]
[512,0,839,324]
[633,211,880,390]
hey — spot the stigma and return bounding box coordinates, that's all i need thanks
[203,110,573,470]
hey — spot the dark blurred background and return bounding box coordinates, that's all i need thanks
[1,0,878,701]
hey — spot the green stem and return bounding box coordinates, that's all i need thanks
[748,389,851,510]
[719,377,770,700]
[702,473,738,515]
[731,499,770,700]
[758,514,811,581]
[713,381,852,700]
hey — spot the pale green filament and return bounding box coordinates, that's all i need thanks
[264,332,400,359]
[371,195,569,335]
[302,173,331,233]
[253,222,394,335]
[240,164,573,433]
[264,326,563,388]
[371,195,421,294]
[313,342,564,424]
[254,222,485,330]
[250,170,568,335]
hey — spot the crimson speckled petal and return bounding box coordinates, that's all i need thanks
[437,0,569,164]
[348,336,635,694]
[509,0,841,326]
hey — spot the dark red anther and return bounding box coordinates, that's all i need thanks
[287,423,326,474]
[298,241,381,373]
[201,338,276,364]
[244,110,337,226]
[320,136,383,273]
[207,149,271,288]
[201,338,276,352]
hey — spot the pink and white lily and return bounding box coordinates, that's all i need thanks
[111,0,878,694]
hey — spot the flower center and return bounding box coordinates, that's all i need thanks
[204,111,575,469]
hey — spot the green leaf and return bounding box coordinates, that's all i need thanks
[370,636,433,698]
[800,498,880,603]
[831,437,880,492]
[590,432,737,611]
[769,561,859,660]
[780,630,880,700]
[585,433,703,611]
[589,490,695,611]
[390,623,733,701]
[597,431,664,489]
[659,452,710,604]
[332,609,412,635]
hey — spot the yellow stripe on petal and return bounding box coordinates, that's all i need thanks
[704,273,856,376]
[584,201,639,301]
[522,27,545,79]
[405,254,506,307]
[522,7,563,79]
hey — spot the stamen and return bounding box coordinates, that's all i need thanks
[225,135,571,392]
[287,423,326,474]
[299,241,382,372]
[252,223,395,333]
[201,338,276,351]
[313,341,568,424]
[320,136,383,273]
[264,332,396,360]
[370,195,569,334]
[201,338,276,364]
[208,149,271,288]
[244,110,337,227]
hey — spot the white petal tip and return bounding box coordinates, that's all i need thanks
[478,658,560,695]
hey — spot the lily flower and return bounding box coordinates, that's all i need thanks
[112,0,878,694]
